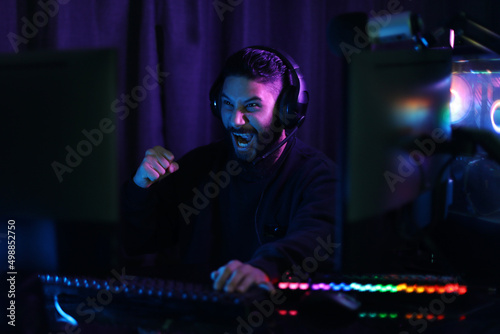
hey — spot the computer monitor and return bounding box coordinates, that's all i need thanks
[0,49,119,275]
[0,49,118,223]
[338,48,453,273]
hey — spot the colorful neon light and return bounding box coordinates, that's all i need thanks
[357,312,449,320]
[278,281,467,295]
[490,100,500,133]
[277,309,298,316]
[54,295,78,326]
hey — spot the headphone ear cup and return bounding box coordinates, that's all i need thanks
[209,76,224,119]
[278,85,299,129]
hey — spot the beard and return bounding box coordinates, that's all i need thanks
[225,125,286,176]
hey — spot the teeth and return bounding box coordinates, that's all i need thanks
[233,132,253,148]
[233,133,253,140]
[238,141,249,147]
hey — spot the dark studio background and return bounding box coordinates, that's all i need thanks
[2,0,500,333]
[1,0,499,180]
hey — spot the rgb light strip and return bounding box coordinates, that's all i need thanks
[277,311,456,320]
[277,282,467,295]
[358,312,448,320]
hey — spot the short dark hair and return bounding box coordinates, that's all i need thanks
[220,47,290,96]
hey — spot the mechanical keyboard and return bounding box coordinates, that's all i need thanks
[39,273,471,332]
[39,273,272,329]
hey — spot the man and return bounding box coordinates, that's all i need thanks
[122,46,336,294]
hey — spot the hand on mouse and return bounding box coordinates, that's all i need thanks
[211,260,275,294]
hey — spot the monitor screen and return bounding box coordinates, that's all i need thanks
[339,48,453,273]
[0,49,118,223]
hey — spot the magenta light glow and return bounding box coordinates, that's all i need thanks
[450,74,473,124]
[490,100,500,133]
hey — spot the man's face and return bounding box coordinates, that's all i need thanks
[220,75,283,162]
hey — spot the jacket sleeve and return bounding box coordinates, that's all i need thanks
[120,142,224,258]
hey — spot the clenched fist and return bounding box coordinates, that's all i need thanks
[133,146,179,188]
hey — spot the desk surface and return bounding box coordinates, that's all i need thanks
[12,271,500,334]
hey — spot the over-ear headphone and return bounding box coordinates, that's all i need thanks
[209,46,309,130]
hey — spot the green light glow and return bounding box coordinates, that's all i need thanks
[358,312,399,319]
[470,70,494,74]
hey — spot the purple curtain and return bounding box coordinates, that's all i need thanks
[1,0,497,183]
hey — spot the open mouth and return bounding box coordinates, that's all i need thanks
[232,132,255,149]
